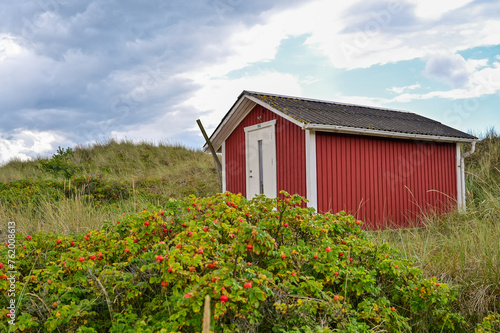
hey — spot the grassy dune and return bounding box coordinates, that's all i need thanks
[1,135,500,330]
[0,139,220,235]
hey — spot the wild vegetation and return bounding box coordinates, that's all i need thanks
[0,137,499,331]
[1,192,467,332]
[370,130,500,330]
[0,139,220,235]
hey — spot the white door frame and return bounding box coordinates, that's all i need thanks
[244,120,277,198]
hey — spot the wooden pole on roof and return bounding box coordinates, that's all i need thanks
[197,119,222,191]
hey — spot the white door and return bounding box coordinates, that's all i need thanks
[245,120,277,198]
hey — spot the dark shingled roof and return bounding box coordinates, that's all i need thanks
[245,91,476,140]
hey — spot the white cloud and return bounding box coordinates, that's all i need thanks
[407,0,474,20]
[400,60,500,101]
[182,0,352,80]
[238,0,497,70]
[1,0,499,160]
[172,0,500,142]
[200,23,287,78]
[0,34,24,60]
[468,62,500,96]
[466,58,489,71]
[424,53,470,88]
[329,94,390,109]
[339,60,500,105]
[388,83,421,94]
[302,76,320,85]
[192,0,500,73]
[0,129,64,165]
[180,71,303,128]
[109,68,303,148]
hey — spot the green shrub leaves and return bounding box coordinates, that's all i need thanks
[1,192,466,332]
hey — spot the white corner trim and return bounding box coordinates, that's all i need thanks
[305,129,318,211]
[221,140,226,193]
[456,143,464,211]
[458,140,476,211]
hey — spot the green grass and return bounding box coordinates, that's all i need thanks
[0,139,220,235]
[2,134,500,330]
[370,130,500,329]
[0,139,218,183]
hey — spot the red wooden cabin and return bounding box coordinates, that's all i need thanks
[205,91,477,228]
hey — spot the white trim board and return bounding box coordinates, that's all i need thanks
[305,129,317,210]
[303,124,476,143]
[221,140,226,193]
[204,97,257,153]
[456,143,463,210]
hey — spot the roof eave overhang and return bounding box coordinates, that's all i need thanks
[202,94,256,153]
[203,93,305,153]
[303,124,477,143]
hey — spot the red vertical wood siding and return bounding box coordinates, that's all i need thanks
[316,132,457,228]
[224,105,307,198]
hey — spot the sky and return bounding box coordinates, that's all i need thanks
[0,0,499,164]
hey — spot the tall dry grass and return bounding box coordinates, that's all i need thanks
[0,192,156,235]
[2,136,500,329]
[370,131,500,328]
[0,139,220,235]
